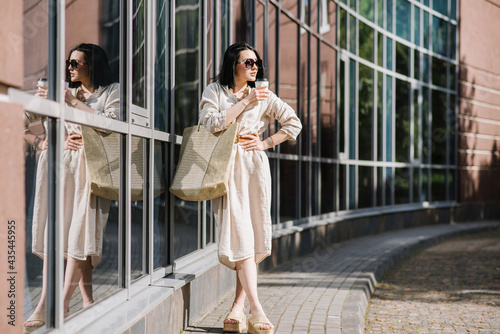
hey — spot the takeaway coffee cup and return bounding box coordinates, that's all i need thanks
[255,78,269,89]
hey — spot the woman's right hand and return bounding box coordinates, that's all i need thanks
[244,85,269,106]
[37,85,48,99]
[65,133,83,151]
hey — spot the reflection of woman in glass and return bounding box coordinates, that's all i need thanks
[23,43,119,333]
[199,42,302,334]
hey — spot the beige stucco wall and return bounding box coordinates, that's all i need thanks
[0,1,23,89]
[0,103,26,334]
[458,0,500,202]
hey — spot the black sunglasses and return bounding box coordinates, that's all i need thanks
[236,58,263,69]
[66,59,88,69]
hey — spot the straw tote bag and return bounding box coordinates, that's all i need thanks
[82,126,165,201]
[169,122,239,201]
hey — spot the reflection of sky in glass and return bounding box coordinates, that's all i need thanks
[396,0,410,41]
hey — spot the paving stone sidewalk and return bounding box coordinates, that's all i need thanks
[365,228,500,334]
[182,221,499,334]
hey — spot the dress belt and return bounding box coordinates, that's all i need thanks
[234,134,258,144]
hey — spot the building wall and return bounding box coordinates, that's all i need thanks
[458,0,500,203]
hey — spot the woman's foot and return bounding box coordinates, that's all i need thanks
[23,312,45,333]
[223,304,246,333]
[247,314,274,334]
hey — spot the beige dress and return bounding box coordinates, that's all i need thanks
[199,83,302,270]
[29,83,120,267]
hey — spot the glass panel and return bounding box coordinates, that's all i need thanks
[422,53,430,83]
[386,75,393,161]
[349,14,357,54]
[413,168,420,202]
[448,95,456,165]
[422,168,429,201]
[300,32,310,156]
[423,11,430,50]
[339,60,346,155]
[65,1,121,118]
[414,49,420,80]
[339,164,347,210]
[395,79,410,162]
[386,37,393,70]
[280,160,297,221]
[377,167,384,206]
[24,112,49,331]
[359,0,374,21]
[256,3,265,57]
[173,143,199,259]
[414,5,421,46]
[205,200,213,245]
[377,0,384,27]
[395,167,410,204]
[422,87,430,163]
[359,21,374,62]
[349,165,356,210]
[359,63,374,160]
[268,3,277,92]
[279,13,299,155]
[282,0,299,15]
[310,38,318,156]
[431,90,447,164]
[131,136,146,281]
[377,32,383,67]
[431,169,446,201]
[322,0,336,42]
[377,71,383,161]
[155,0,168,132]
[386,167,393,205]
[413,88,419,161]
[154,141,168,269]
[432,15,447,57]
[449,23,457,60]
[301,162,310,218]
[450,0,457,20]
[174,0,200,135]
[386,0,393,33]
[359,166,373,208]
[395,41,410,77]
[448,169,456,201]
[349,0,357,11]
[395,0,410,41]
[349,60,356,159]
[320,163,336,213]
[423,0,430,7]
[132,0,146,108]
[320,45,336,158]
[339,8,347,50]
[432,0,448,16]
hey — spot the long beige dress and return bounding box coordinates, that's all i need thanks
[199,83,302,270]
[29,83,120,267]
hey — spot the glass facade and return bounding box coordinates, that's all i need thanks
[15,0,458,331]
[336,0,458,208]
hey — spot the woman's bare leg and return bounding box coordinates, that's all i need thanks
[235,257,272,330]
[63,257,93,313]
[79,257,94,308]
[24,257,48,327]
[224,272,247,324]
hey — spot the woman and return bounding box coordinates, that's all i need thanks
[199,43,302,334]
[23,43,119,333]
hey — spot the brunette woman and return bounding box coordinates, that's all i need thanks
[199,42,302,334]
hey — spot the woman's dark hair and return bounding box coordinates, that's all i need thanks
[215,42,266,88]
[66,43,113,89]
